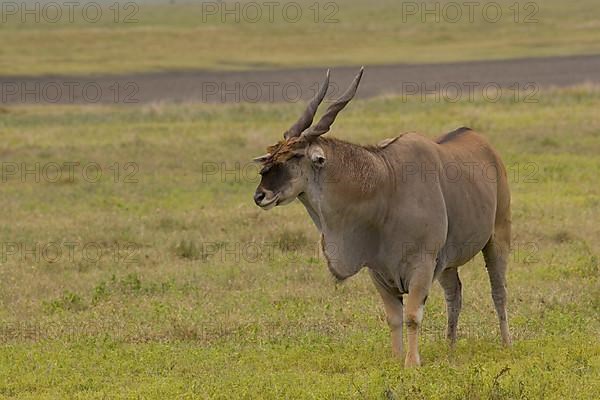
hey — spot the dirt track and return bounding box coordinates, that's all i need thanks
[1,54,599,105]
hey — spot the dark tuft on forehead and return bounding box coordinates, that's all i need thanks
[262,137,306,165]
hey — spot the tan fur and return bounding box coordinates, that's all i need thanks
[257,129,512,367]
[254,70,511,367]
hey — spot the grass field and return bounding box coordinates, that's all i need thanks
[1,0,600,75]
[0,86,598,398]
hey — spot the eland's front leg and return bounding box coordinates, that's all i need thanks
[404,262,434,367]
[370,272,404,358]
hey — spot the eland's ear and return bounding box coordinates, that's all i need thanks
[253,154,271,163]
[308,146,326,167]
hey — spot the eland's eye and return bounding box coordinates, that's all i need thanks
[259,165,272,175]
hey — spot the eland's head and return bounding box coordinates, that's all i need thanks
[253,67,364,209]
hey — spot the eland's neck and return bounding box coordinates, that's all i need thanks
[300,138,391,233]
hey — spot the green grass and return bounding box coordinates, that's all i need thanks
[0,87,599,398]
[1,0,600,75]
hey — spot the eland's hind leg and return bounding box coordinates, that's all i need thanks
[438,268,462,345]
[482,235,511,346]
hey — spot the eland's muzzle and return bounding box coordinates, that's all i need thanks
[253,190,266,205]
